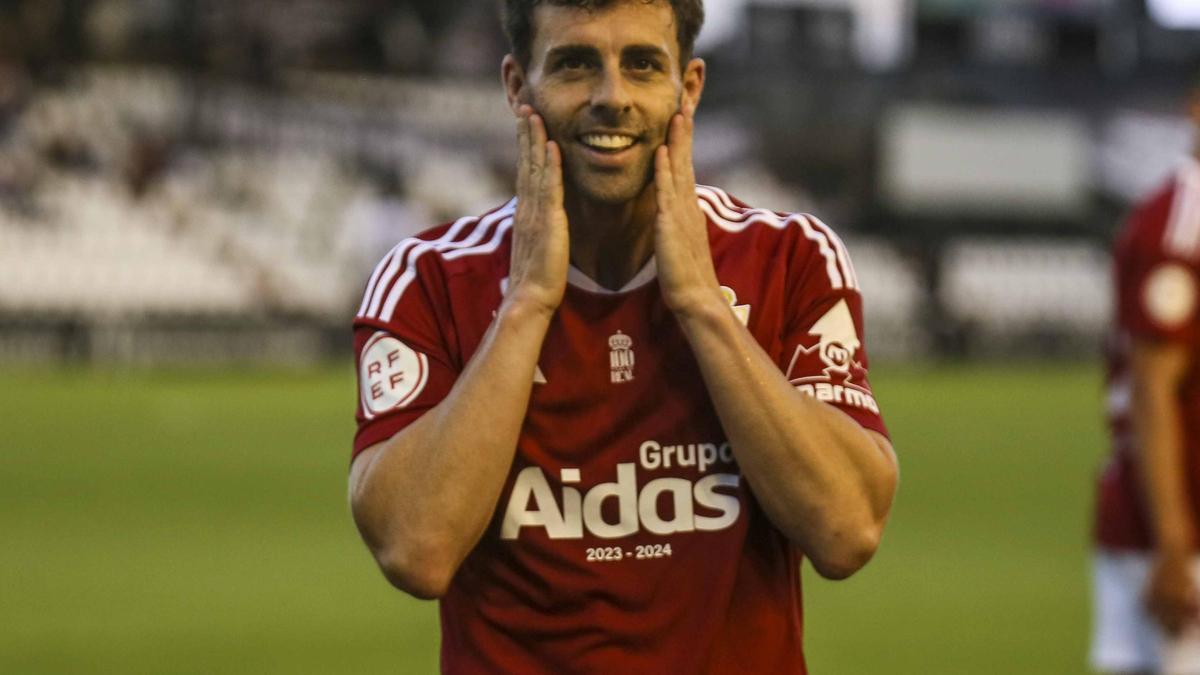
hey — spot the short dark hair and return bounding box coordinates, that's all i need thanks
[501,0,705,69]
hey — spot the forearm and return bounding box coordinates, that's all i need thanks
[1130,340,1196,555]
[675,296,897,578]
[1135,384,1194,553]
[351,299,552,595]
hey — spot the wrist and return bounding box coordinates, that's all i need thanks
[1158,540,1196,559]
[498,293,559,324]
[670,287,734,328]
[1156,527,1197,558]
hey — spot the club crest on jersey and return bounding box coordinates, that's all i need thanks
[609,331,635,383]
[359,332,429,418]
[785,299,879,414]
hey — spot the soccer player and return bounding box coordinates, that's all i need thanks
[1093,80,1200,675]
[347,1,898,671]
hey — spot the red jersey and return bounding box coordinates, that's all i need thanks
[351,185,889,674]
[1096,158,1200,550]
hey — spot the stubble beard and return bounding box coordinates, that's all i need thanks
[534,96,674,207]
[560,150,656,206]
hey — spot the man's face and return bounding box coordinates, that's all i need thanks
[516,1,694,205]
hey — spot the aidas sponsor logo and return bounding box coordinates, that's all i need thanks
[785,299,879,413]
[500,439,741,540]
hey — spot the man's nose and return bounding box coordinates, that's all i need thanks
[590,64,632,113]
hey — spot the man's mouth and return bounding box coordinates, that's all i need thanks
[578,133,638,153]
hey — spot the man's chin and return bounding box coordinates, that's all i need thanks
[566,169,653,206]
[575,184,644,205]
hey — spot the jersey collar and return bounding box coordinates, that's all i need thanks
[566,257,658,294]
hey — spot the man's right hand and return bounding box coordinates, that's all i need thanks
[506,106,569,317]
[349,107,570,598]
[1146,549,1200,636]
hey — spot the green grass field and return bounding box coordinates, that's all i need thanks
[0,363,1104,674]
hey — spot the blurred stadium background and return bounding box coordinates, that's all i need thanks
[1,0,1198,673]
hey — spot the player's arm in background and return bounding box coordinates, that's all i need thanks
[348,109,567,599]
[653,106,897,581]
[1134,338,1200,634]
[1118,218,1200,634]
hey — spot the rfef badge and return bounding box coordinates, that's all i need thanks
[360,331,429,418]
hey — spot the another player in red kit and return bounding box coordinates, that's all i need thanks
[347,1,899,672]
[1093,80,1200,674]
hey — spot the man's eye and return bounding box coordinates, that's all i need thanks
[631,59,656,71]
[561,58,587,70]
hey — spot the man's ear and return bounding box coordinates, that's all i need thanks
[502,54,527,116]
[681,57,706,116]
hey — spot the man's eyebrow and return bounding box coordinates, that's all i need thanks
[622,44,669,60]
[546,44,600,61]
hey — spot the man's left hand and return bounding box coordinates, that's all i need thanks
[654,101,723,318]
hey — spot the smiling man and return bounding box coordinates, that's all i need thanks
[347,1,898,672]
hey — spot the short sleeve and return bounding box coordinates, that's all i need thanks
[351,240,461,459]
[777,220,888,438]
[1116,230,1199,345]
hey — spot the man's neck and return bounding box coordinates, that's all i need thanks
[564,185,659,291]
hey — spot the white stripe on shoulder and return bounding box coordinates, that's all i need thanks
[698,184,741,210]
[1166,162,1200,258]
[1178,163,1200,256]
[375,201,517,323]
[358,214,477,318]
[1164,171,1190,253]
[807,215,859,290]
[695,185,788,230]
[361,215,478,319]
[442,215,514,260]
[357,245,400,317]
[360,199,515,321]
[695,186,847,290]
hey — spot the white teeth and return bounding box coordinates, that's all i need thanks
[581,134,635,150]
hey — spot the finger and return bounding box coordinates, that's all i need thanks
[528,113,548,178]
[683,96,696,122]
[544,140,564,211]
[516,112,531,197]
[669,113,696,192]
[655,145,675,211]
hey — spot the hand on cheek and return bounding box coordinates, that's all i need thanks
[653,103,721,318]
[507,105,570,317]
